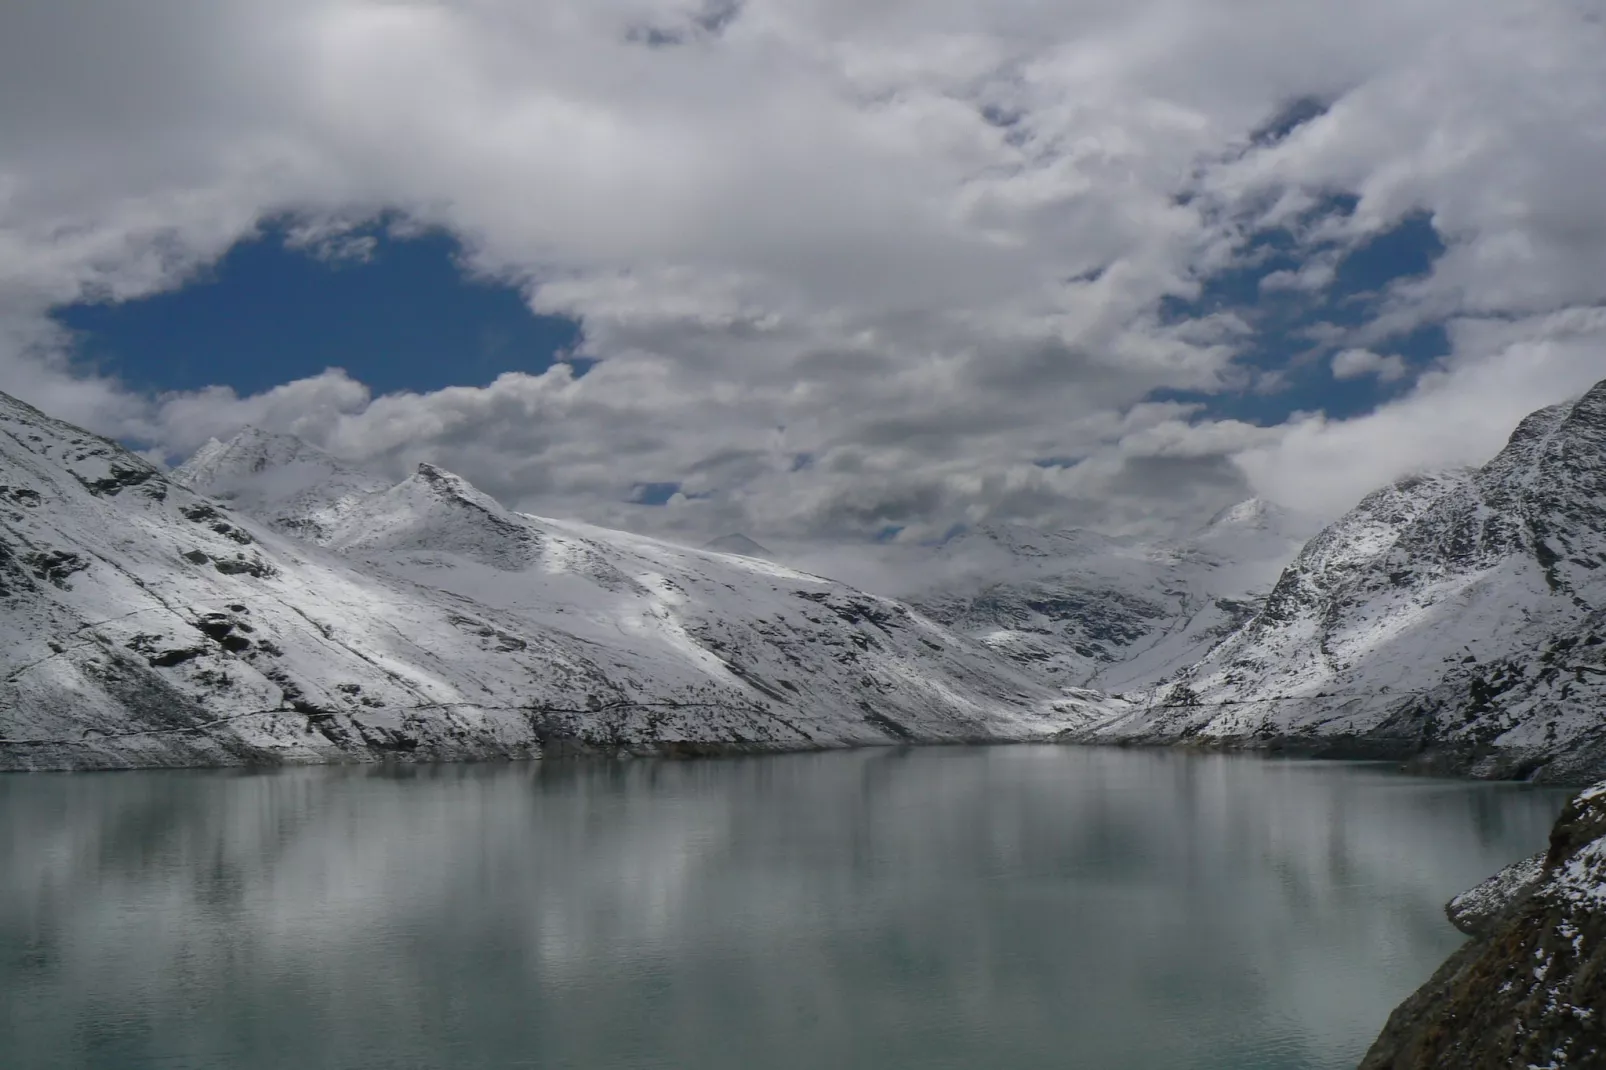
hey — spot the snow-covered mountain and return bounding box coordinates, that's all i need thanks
[896,500,1314,692]
[0,395,1088,771]
[174,427,392,542]
[703,533,773,560]
[1086,378,1606,782]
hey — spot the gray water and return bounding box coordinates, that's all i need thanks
[0,747,1572,1070]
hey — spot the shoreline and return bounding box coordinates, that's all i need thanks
[6,724,1602,788]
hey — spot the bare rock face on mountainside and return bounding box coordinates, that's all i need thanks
[0,392,1089,771]
[1079,378,1606,783]
[1361,780,1606,1068]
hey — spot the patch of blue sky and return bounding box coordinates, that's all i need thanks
[630,482,685,506]
[628,482,713,506]
[53,220,586,398]
[1147,199,1448,425]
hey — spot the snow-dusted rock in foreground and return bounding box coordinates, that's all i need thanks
[1083,378,1606,783]
[896,499,1313,691]
[1362,781,1606,1068]
[1,393,1083,771]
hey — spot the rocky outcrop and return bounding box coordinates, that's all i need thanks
[1361,782,1606,1068]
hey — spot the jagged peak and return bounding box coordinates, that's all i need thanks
[321,460,539,569]
[173,425,388,499]
[1499,401,1571,453]
[1560,375,1606,432]
[409,462,507,514]
[0,389,55,423]
[1573,375,1606,408]
[1347,468,1471,512]
[176,425,348,477]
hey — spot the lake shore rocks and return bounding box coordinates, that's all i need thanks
[1360,781,1606,1068]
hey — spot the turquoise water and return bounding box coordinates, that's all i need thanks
[0,747,1571,1069]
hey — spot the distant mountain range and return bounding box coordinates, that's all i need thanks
[0,393,1089,771]
[4,378,1605,781]
[888,498,1314,693]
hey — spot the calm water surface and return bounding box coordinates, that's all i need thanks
[0,747,1573,1070]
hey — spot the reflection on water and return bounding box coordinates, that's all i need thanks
[0,747,1571,1070]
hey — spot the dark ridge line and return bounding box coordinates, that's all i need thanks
[0,698,775,747]
[4,672,1598,747]
[1132,668,1602,710]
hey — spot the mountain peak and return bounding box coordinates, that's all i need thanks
[704,533,773,559]
[174,427,376,490]
[409,462,509,514]
[172,427,390,541]
[323,461,540,569]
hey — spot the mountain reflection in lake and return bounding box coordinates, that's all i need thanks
[0,747,1571,1070]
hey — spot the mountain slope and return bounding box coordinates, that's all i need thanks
[1,398,1083,771]
[1083,379,1606,782]
[897,503,1312,692]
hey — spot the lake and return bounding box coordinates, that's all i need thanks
[0,747,1572,1069]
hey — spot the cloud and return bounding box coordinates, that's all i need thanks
[1330,348,1407,382]
[1,0,1604,550]
[1234,307,1606,515]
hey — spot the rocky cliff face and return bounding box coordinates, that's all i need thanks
[1083,378,1606,783]
[1362,781,1606,1068]
[1,393,1089,771]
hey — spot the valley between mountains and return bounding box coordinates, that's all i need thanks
[6,379,1606,1065]
[0,392,1090,772]
[3,379,1606,782]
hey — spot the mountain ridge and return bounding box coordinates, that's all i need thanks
[1079,377,1606,783]
[1,393,1091,771]
[893,502,1315,694]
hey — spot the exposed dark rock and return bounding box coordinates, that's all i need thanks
[1361,785,1606,1068]
[445,614,529,652]
[145,647,209,669]
[78,464,158,497]
[861,705,914,741]
[211,554,276,578]
[22,548,89,589]
[194,615,238,642]
[210,522,254,545]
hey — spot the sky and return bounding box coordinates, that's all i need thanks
[3,0,1606,551]
[55,223,586,397]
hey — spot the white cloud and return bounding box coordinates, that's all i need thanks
[0,0,1604,548]
[1235,307,1606,515]
[1330,348,1407,382]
